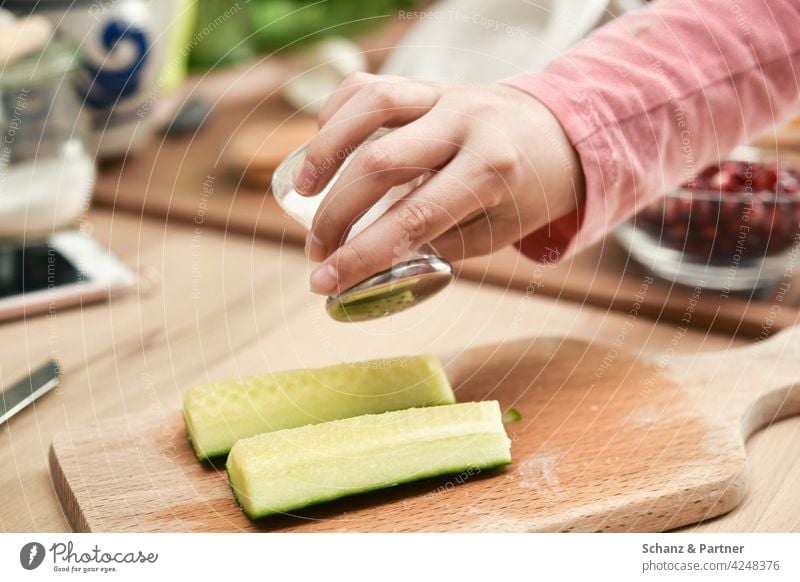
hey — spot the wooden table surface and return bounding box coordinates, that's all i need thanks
[1,208,798,532]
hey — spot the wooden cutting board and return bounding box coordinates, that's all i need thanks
[49,327,800,532]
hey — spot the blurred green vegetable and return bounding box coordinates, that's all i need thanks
[188,0,256,70]
[251,0,418,52]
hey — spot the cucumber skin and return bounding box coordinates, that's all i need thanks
[230,458,511,520]
[183,354,455,460]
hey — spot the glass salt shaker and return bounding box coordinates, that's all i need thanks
[271,129,453,322]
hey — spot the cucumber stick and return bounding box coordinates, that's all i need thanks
[183,355,454,459]
[227,401,512,519]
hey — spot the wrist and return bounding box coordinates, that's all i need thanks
[497,83,586,232]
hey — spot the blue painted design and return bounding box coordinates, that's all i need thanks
[80,18,149,110]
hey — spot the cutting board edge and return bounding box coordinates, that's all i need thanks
[520,460,749,533]
[49,443,92,533]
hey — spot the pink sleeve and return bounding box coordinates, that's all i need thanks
[501,0,800,263]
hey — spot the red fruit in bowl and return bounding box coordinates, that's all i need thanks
[747,197,766,224]
[777,169,800,194]
[688,198,714,225]
[637,203,662,223]
[710,170,734,192]
[720,198,744,221]
[632,158,800,269]
[752,167,777,191]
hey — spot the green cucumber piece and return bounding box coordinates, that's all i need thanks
[183,355,454,459]
[227,401,512,519]
[502,407,522,423]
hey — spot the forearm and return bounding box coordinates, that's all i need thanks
[503,0,800,261]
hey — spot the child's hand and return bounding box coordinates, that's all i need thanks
[295,73,584,295]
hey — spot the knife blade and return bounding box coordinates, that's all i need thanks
[0,360,60,425]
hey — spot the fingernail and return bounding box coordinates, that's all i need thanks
[310,263,338,294]
[305,234,326,262]
[294,159,318,195]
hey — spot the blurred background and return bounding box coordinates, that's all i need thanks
[1,0,799,332]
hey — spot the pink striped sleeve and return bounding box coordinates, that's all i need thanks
[501,0,800,262]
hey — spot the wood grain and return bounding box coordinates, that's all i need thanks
[49,327,800,532]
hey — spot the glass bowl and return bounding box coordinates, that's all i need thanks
[615,147,800,292]
[0,39,95,240]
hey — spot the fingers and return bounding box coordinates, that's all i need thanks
[317,72,409,128]
[427,212,504,263]
[423,136,528,262]
[295,78,440,196]
[306,116,462,262]
[309,156,490,295]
